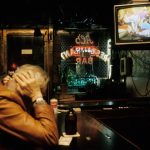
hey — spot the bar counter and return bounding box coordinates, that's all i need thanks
[57,111,140,150]
[1,98,149,149]
[57,97,150,150]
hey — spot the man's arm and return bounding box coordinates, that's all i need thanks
[0,98,59,146]
[3,70,60,146]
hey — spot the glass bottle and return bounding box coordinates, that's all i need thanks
[65,108,77,135]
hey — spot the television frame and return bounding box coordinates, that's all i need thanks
[114,2,150,49]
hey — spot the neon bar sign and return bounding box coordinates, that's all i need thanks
[61,33,101,64]
[70,46,100,57]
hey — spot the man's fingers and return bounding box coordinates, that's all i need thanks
[14,71,34,81]
[28,70,35,78]
[14,74,26,87]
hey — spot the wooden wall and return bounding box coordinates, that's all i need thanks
[0,28,54,102]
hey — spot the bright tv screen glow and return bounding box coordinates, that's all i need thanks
[114,3,150,46]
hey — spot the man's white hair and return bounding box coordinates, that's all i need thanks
[15,64,49,95]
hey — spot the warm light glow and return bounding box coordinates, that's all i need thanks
[21,49,33,54]
[70,46,100,57]
[107,39,111,79]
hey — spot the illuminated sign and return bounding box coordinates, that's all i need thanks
[21,49,33,55]
[61,33,101,64]
[70,46,100,57]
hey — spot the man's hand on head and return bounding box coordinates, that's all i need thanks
[14,70,43,102]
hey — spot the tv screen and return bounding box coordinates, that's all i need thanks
[114,3,150,48]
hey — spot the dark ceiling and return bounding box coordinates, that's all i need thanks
[0,0,130,29]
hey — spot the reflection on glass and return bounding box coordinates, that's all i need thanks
[57,30,111,94]
[66,63,97,88]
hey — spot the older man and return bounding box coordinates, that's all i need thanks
[0,64,59,149]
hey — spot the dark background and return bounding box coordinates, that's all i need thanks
[0,0,131,29]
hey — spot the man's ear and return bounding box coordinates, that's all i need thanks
[2,75,12,85]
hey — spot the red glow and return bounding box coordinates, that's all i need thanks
[70,46,100,57]
[11,63,18,70]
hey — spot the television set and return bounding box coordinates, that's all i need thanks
[114,2,150,49]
